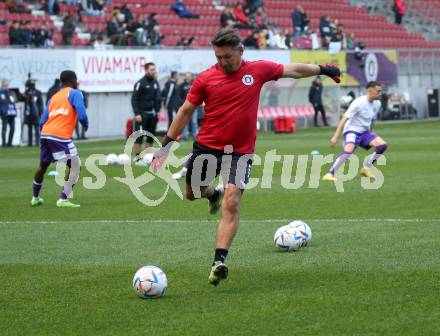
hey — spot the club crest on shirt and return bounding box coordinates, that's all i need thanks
[242,74,254,86]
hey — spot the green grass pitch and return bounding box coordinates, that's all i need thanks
[1,120,439,335]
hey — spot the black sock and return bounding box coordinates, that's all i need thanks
[213,248,228,265]
[207,188,220,203]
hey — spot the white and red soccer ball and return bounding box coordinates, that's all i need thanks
[132,265,167,299]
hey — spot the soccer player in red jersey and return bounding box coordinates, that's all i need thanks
[152,28,341,286]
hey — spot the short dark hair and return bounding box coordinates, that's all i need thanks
[60,70,77,85]
[171,70,178,78]
[211,28,242,48]
[366,81,382,89]
[144,62,155,70]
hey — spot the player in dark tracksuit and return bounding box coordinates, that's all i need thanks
[131,62,162,162]
[0,80,18,147]
[23,79,44,146]
[161,71,181,129]
[308,76,329,127]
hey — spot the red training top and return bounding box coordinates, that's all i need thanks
[187,60,283,154]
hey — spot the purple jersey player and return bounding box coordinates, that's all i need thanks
[323,81,388,181]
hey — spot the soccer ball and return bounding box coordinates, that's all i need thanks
[274,225,305,252]
[106,153,118,165]
[117,153,130,165]
[289,220,312,246]
[132,265,167,299]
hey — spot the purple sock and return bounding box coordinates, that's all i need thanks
[329,151,352,175]
[365,144,388,168]
[60,190,68,200]
[33,181,42,198]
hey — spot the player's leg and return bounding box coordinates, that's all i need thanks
[185,146,223,214]
[208,184,242,286]
[27,122,33,146]
[57,154,81,207]
[208,154,252,286]
[313,105,319,127]
[34,123,40,146]
[167,108,174,129]
[319,103,329,126]
[32,138,54,206]
[1,116,6,147]
[144,113,155,149]
[133,115,144,163]
[215,185,242,249]
[361,134,388,177]
[32,160,50,206]
[323,133,357,181]
[7,116,15,147]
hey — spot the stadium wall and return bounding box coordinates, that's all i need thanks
[2,48,438,138]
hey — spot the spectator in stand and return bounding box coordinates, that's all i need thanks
[284,28,292,49]
[319,15,332,48]
[21,21,34,47]
[220,5,237,28]
[246,0,262,14]
[331,23,346,49]
[83,0,105,16]
[146,13,158,32]
[233,2,248,26]
[128,14,143,32]
[249,6,267,29]
[62,15,76,45]
[148,25,163,48]
[171,0,200,19]
[243,30,259,49]
[176,37,189,47]
[47,0,56,15]
[346,32,355,49]
[6,0,30,13]
[33,22,49,47]
[291,5,309,37]
[257,29,268,49]
[393,0,405,24]
[92,33,106,49]
[268,26,288,50]
[120,3,133,22]
[187,36,198,48]
[310,30,319,50]
[107,13,126,45]
[275,29,288,50]
[8,22,22,45]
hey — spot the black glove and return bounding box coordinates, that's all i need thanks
[319,64,341,83]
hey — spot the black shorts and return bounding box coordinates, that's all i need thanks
[133,112,157,144]
[186,142,253,190]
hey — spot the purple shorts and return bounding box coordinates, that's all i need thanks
[343,131,378,150]
[40,138,78,163]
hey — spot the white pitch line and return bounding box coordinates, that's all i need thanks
[0,218,439,225]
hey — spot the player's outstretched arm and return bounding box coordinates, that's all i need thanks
[167,100,197,140]
[282,63,341,83]
[151,100,197,172]
[331,116,348,147]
